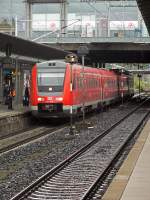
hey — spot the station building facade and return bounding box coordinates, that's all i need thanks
[0,0,148,40]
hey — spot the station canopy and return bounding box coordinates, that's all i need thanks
[0,32,69,61]
[27,0,128,3]
[27,0,64,3]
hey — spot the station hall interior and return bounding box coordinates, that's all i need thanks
[0,0,150,109]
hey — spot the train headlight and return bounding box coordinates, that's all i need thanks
[55,97,63,101]
[38,97,44,102]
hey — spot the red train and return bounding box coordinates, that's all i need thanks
[30,60,134,118]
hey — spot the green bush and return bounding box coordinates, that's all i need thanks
[134,76,150,92]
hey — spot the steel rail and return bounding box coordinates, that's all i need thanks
[0,126,65,154]
[11,98,150,200]
[81,107,150,199]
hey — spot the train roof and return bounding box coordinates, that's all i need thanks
[36,60,66,68]
[35,60,132,76]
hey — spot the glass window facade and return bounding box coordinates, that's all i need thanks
[0,0,148,39]
[0,0,25,35]
[67,0,146,38]
[32,3,60,39]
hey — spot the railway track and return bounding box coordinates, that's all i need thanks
[0,125,66,154]
[11,99,150,200]
[0,97,146,155]
[0,106,101,155]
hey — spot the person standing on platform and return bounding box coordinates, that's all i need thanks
[8,86,13,110]
[23,86,29,106]
[8,86,16,110]
[3,83,9,105]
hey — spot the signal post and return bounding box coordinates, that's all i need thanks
[77,45,89,126]
[65,53,78,135]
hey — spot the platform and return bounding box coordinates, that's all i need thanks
[0,103,31,137]
[0,103,30,118]
[102,118,150,200]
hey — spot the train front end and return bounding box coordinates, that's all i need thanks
[31,61,67,118]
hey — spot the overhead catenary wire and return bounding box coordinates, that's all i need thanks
[32,19,81,42]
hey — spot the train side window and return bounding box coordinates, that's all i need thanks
[87,78,89,89]
[79,77,81,89]
[77,77,79,89]
[81,78,83,88]
[73,77,76,90]
[90,79,92,88]
[107,80,109,87]
[79,78,82,89]
[77,77,80,88]
[84,78,86,89]
[76,77,78,89]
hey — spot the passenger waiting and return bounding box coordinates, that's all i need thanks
[8,86,15,110]
[3,83,9,105]
[23,86,29,106]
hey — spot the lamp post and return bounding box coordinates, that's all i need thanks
[65,53,78,135]
[121,68,124,105]
[137,73,142,97]
[81,55,85,125]
[10,0,13,35]
[137,64,142,97]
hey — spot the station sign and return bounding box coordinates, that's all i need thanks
[2,57,15,69]
[110,21,138,31]
[32,14,60,31]
[77,45,89,56]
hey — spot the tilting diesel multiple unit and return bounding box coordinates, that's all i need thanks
[30,60,134,118]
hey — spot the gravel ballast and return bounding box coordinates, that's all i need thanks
[0,102,141,200]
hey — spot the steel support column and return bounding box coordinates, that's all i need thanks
[15,59,19,105]
[25,1,32,39]
[60,1,68,37]
[0,66,3,102]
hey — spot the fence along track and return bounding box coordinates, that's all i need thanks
[11,99,150,200]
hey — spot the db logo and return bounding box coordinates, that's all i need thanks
[48,97,52,100]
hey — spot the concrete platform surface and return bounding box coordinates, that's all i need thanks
[102,119,150,200]
[0,103,30,118]
[0,103,31,136]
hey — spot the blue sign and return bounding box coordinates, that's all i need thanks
[3,69,11,75]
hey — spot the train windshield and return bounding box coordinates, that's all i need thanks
[37,72,64,92]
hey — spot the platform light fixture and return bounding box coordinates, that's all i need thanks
[65,54,78,64]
